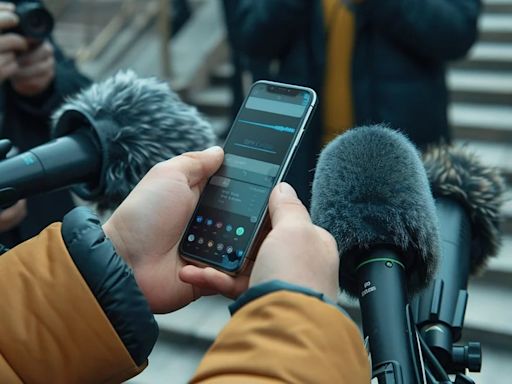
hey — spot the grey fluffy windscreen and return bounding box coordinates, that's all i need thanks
[423,145,506,274]
[52,70,216,212]
[311,125,440,298]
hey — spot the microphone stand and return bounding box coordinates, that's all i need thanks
[360,202,482,383]
[412,198,482,384]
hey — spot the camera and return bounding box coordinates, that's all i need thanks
[6,2,54,40]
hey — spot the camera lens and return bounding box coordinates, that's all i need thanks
[16,3,54,39]
[27,11,47,33]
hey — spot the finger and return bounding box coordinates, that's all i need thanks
[0,8,17,30]
[0,51,14,64]
[12,55,53,78]
[0,199,24,219]
[0,56,18,79]
[0,33,28,52]
[167,146,224,187]
[0,199,27,231]
[268,182,311,228]
[179,265,249,299]
[0,3,15,11]
[17,41,53,66]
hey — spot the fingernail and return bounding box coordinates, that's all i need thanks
[205,145,223,153]
[278,182,297,198]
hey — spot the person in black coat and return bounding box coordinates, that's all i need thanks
[352,1,480,148]
[227,0,325,207]
[228,0,480,203]
[0,1,90,247]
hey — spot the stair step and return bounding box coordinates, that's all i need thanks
[210,63,235,86]
[453,139,512,182]
[448,69,512,105]
[477,235,512,287]
[126,336,209,383]
[78,2,161,79]
[465,278,512,346]
[484,0,512,13]
[54,0,122,27]
[502,198,512,235]
[157,295,231,343]
[479,14,512,43]
[449,103,512,142]
[169,0,228,93]
[452,42,512,71]
[339,268,512,347]
[186,86,233,116]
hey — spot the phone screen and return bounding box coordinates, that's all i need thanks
[180,82,316,272]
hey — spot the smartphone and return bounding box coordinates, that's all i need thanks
[179,80,317,274]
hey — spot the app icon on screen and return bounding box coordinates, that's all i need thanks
[236,227,245,236]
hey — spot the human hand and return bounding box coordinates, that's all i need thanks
[181,182,340,302]
[0,199,27,233]
[0,3,28,83]
[10,40,55,96]
[249,183,339,299]
[103,147,249,313]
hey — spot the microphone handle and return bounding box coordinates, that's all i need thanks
[357,249,426,384]
[0,130,101,206]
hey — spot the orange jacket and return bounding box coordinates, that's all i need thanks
[0,210,370,383]
[0,223,147,383]
[193,290,371,383]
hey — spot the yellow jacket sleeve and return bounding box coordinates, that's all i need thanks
[0,224,145,384]
[192,291,371,383]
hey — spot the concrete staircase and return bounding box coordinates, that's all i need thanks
[50,1,512,383]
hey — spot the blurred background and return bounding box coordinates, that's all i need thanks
[43,0,512,383]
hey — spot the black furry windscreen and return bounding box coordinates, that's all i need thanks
[311,125,440,297]
[52,70,216,212]
[423,144,506,274]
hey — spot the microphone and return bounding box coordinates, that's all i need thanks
[0,70,216,211]
[311,125,440,383]
[412,145,506,374]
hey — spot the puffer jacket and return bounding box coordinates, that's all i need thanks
[0,208,370,383]
[0,207,157,383]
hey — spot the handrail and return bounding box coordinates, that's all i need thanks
[45,0,70,18]
[72,0,171,77]
[76,0,138,63]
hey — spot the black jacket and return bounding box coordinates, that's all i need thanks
[61,207,158,365]
[231,0,480,150]
[0,0,91,246]
[353,0,481,148]
[231,0,325,206]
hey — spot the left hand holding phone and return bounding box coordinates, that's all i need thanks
[103,146,249,314]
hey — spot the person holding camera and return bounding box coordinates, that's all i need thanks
[0,146,370,383]
[0,1,90,248]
